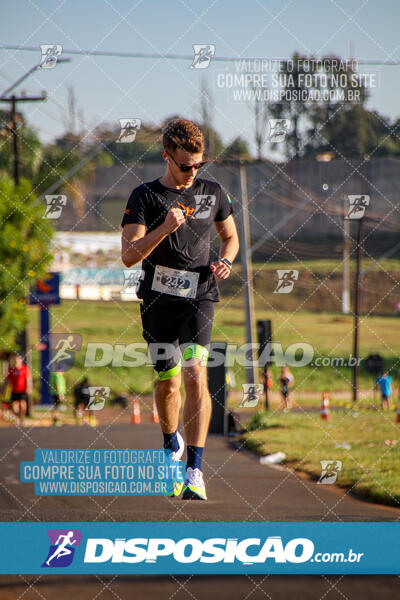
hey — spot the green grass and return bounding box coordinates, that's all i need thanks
[25,298,400,401]
[241,410,400,507]
[223,259,400,315]
[252,258,400,273]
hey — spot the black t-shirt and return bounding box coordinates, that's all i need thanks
[120,177,233,302]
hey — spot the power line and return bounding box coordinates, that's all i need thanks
[1,45,400,66]
[0,58,70,99]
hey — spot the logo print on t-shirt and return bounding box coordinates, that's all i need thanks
[177,201,196,217]
[193,195,216,219]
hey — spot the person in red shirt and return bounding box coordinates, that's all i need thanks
[3,354,32,426]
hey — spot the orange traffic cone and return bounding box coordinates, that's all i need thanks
[396,398,400,424]
[131,397,141,424]
[151,399,160,424]
[321,391,330,421]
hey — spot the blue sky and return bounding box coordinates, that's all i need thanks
[1,0,399,156]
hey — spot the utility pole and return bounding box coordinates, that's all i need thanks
[352,158,371,403]
[257,319,272,409]
[0,57,69,186]
[1,92,47,184]
[342,195,350,314]
[239,161,258,384]
[352,216,363,403]
[11,96,19,184]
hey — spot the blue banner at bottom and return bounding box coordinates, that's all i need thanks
[0,522,398,574]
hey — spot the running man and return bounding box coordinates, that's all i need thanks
[3,354,32,426]
[121,119,239,500]
[376,371,393,410]
[45,531,77,566]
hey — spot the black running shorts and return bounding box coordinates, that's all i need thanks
[10,392,28,402]
[139,297,214,380]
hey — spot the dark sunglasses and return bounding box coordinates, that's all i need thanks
[166,152,207,172]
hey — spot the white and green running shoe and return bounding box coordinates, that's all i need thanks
[165,431,185,498]
[182,467,207,501]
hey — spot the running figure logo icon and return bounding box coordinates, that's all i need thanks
[48,334,82,371]
[42,529,82,567]
[189,44,216,69]
[268,119,291,143]
[116,119,141,143]
[44,195,67,219]
[240,384,263,408]
[87,386,110,411]
[345,195,370,219]
[122,269,144,295]
[39,45,63,69]
[274,270,299,294]
[317,460,342,484]
[193,195,216,219]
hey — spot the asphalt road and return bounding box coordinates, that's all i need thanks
[0,422,399,598]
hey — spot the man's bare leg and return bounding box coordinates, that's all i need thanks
[183,362,211,447]
[180,361,211,499]
[155,372,182,434]
[19,399,27,425]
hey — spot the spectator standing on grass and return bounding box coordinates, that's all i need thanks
[280,365,294,412]
[376,372,393,410]
[261,368,273,393]
[49,370,66,426]
[260,368,273,408]
[3,354,32,426]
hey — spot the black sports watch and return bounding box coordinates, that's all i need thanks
[219,257,232,269]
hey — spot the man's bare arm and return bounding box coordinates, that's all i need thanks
[214,215,239,262]
[121,208,186,267]
[210,215,240,279]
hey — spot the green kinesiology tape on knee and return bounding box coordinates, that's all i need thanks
[183,344,209,365]
[155,359,182,381]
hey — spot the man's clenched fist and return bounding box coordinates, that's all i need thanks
[162,207,186,234]
[210,260,231,279]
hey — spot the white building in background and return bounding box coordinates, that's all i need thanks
[54,231,121,253]
[51,233,141,302]
[60,268,141,302]
[51,250,71,272]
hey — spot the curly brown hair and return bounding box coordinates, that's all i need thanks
[162,119,204,154]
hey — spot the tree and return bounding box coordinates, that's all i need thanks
[0,107,94,199]
[267,52,317,158]
[99,122,164,164]
[0,176,54,350]
[0,109,43,181]
[222,136,251,160]
[252,84,269,160]
[267,53,375,159]
[304,105,400,158]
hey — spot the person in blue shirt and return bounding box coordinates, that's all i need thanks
[376,372,393,410]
